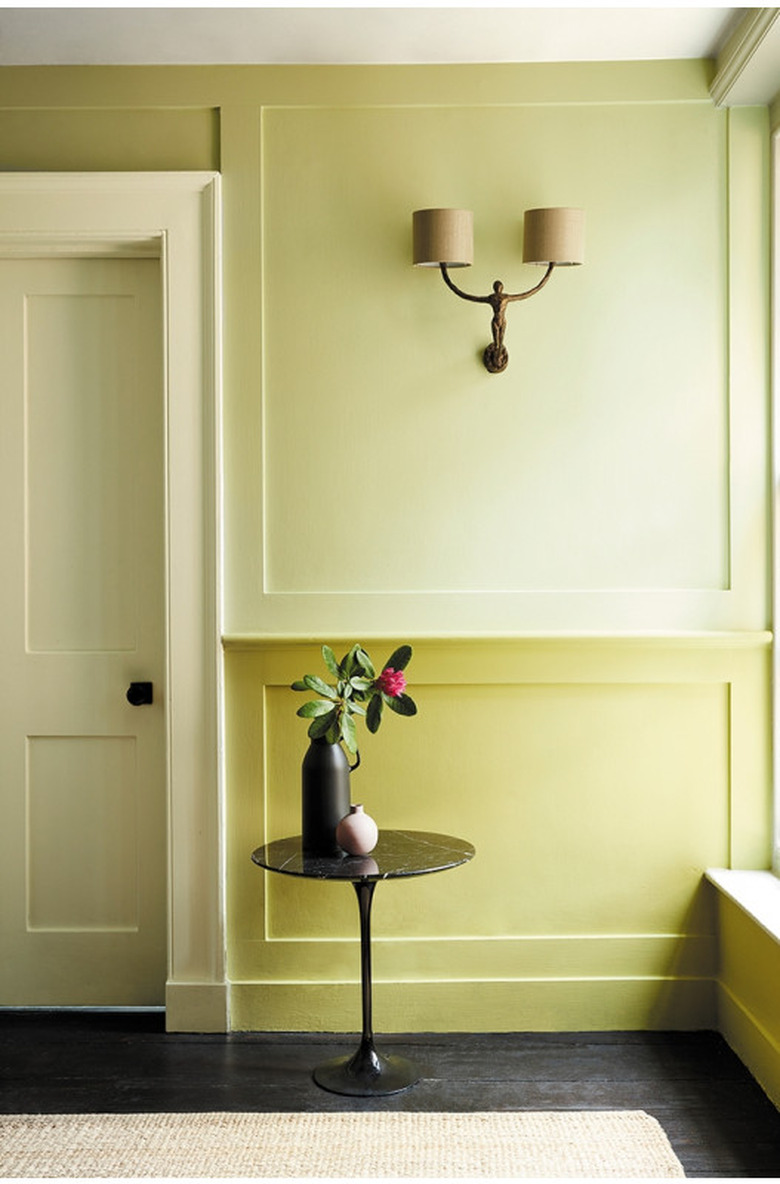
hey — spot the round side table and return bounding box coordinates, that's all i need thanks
[251,829,474,1097]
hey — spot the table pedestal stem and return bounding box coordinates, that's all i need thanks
[358,879,374,1048]
[312,880,420,1096]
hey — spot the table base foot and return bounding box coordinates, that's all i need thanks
[313,1042,420,1096]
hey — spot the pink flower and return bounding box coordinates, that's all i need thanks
[376,667,406,697]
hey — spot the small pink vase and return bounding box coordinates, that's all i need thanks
[336,804,378,856]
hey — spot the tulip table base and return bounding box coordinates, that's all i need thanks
[251,830,475,1097]
[313,880,419,1096]
[313,1042,419,1097]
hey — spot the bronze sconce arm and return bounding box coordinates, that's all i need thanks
[439,261,555,374]
[413,207,584,374]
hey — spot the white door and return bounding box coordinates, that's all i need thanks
[0,254,167,1005]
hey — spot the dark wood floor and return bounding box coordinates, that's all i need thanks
[2,1012,780,1177]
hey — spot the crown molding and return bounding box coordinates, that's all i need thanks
[711,7,780,106]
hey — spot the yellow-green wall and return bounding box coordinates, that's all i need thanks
[0,61,773,1036]
[227,635,770,1031]
[715,892,780,1109]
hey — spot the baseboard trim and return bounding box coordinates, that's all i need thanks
[166,982,229,1033]
[717,981,780,1110]
[228,977,716,1034]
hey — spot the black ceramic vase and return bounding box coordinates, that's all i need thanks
[301,738,352,856]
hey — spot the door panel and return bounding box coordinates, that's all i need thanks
[27,735,138,931]
[26,288,139,653]
[0,257,166,1005]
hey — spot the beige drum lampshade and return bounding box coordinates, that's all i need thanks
[523,207,585,266]
[413,208,473,267]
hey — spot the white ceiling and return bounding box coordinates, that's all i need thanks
[0,6,743,67]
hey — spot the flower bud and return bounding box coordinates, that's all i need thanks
[377,667,406,697]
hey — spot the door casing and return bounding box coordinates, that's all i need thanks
[0,172,224,1031]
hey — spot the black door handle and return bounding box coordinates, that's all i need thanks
[126,681,153,706]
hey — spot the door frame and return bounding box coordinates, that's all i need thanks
[0,173,225,1031]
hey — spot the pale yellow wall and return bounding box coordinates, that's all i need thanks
[263,103,723,603]
[0,61,772,1035]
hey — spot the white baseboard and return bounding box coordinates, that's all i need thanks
[166,982,229,1032]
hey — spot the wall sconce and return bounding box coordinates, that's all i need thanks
[412,207,585,373]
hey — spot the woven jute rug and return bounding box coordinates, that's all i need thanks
[0,1110,684,1178]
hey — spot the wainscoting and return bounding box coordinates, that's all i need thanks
[225,635,771,1034]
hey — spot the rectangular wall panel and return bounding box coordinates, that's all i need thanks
[262,680,730,941]
[262,104,728,598]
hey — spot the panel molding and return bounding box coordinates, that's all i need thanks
[246,104,768,637]
[228,634,770,1031]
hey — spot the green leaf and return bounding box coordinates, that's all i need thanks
[348,700,366,716]
[366,693,383,734]
[350,677,373,694]
[340,711,358,753]
[355,648,376,679]
[385,644,412,672]
[340,644,360,679]
[383,692,417,717]
[291,680,309,692]
[308,709,337,739]
[322,645,340,678]
[303,674,337,699]
[297,699,335,718]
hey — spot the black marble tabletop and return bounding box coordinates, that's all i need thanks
[251,830,475,882]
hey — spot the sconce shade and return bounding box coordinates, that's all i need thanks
[523,207,585,266]
[413,208,473,267]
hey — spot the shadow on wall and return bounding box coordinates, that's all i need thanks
[647,877,719,1029]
